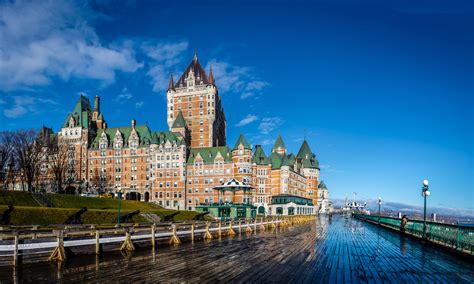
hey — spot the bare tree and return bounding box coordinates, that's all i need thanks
[12,130,44,192]
[0,131,14,189]
[48,138,69,193]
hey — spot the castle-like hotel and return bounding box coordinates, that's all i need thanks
[40,54,330,213]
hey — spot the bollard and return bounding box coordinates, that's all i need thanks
[169,224,181,245]
[151,224,156,248]
[48,230,66,263]
[120,229,135,251]
[260,217,266,231]
[204,222,213,240]
[95,230,100,255]
[228,221,235,236]
[246,220,252,233]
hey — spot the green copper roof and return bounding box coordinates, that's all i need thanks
[297,139,319,169]
[287,153,296,165]
[273,134,286,150]
[252,145,269,165]
[281,154,291,167]
[90,125,153,148]
[62,95,92,128]
[269,152,283,169]
[151,131,184,146]
[172,111,186,128]
[233,133,251,150]
[187,146,232,164]
[318,181,327,189]
[98,113,103,120]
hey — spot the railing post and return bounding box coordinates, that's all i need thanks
[238,220,242,234]
[218,222,222,237]
[169,224,181,245]
[151,224,156,248]
[13,232,19,266]
[191,223,195,242]
[228,221,235,236]
[204,222,213,240]
[95,230,100,255]
[48,230,66,263]
[120,228,135,251]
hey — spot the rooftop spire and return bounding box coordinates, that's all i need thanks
[193,50,198,62]
[167,72,175,91]
[208,64,215,85]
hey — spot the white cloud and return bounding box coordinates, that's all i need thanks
[0,0,142,91]
[114,87,133,102]
[259,117,283,134]
[135,101,144,108]
[3,95,57,118]
[142,41,189,92]
[236,114,258,127]
[205,60,269,100]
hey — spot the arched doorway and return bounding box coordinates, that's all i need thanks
[258,206,265,214]
[126,192,141,201]
[65,186,76,195]
[288,207,295,215]
[144,192,150,202]
[276,207,283,215]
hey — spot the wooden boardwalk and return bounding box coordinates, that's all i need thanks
[1,216,473,283]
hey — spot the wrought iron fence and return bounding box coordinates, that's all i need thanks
[354,213,474,255]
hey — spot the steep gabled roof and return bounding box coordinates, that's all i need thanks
[174,53,209,88]
[318,181,327,189]
[252,145,268,165]
[233,133,251,150]
[269,152,283,169]
[171,111,186,128]
[273,134,286,150]
[151,131,184,146]
[62,95,92,128]
[297,139,319,169]
[187,146,232,164]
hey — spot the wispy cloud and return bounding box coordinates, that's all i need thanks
[114,87,133,102]
[0,0,142,91]
[205,60,269,100]
[142,41,189,92]
[135,101,144,108]
[3,95,58,118]
[236,114,258,127]
[320,164,344,173]
[259,117,283,134]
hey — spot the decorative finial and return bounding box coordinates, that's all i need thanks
[208,64,215,85]
[167,72,175,91]
[193,50,198,62]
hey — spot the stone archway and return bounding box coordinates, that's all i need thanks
[258,206,265,214]
[65,186,76,195]
[276,207,283,215]
[126,191,141,201]
[144,192,150,202]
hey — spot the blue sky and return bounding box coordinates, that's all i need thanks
[1,0,473,211]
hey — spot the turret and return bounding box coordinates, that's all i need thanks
[272,134,286,155]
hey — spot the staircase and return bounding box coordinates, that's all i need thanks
[140,213,161,223]
[31,193,55,207]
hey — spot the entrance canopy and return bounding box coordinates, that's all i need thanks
[214,178,254,192]
[214,178,255,204]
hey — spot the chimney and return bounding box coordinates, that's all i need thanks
[94,95,100,112]
[131,119,136,128]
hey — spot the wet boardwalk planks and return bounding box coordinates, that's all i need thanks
[1,216,473,283]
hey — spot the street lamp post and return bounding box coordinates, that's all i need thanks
[422,179,430,239]
[117,189,122,226]
[378,197,382,226]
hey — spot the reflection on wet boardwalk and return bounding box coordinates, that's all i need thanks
[2,216,473,283]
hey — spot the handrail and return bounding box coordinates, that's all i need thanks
[353,213,474,255]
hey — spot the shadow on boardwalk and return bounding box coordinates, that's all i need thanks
[1,216,473,283]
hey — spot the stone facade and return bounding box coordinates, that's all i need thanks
[40,53,322,211]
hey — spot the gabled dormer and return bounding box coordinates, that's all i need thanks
[272,134,286,155]
[114,129,123,149]
[99,131,108,149]
[128,119,139,148]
